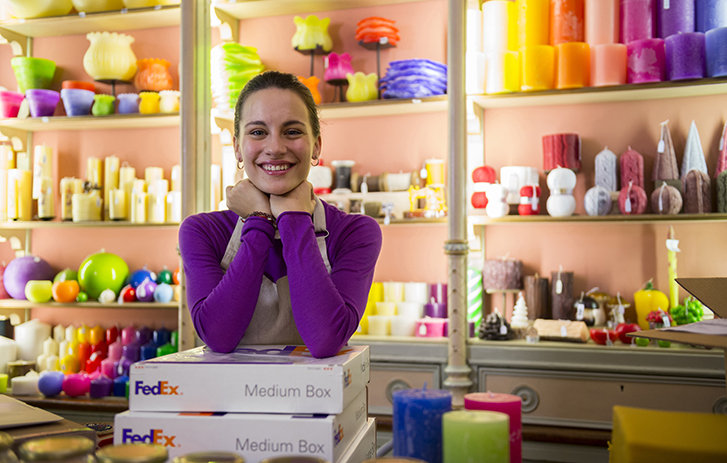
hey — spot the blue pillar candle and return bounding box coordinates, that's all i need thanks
[140,340,157,361]
[393,387,452,463]
[89,374,113,398]
[152,327,171,347]
[666,32,706,79]
[706,27,727,76]
[113,375,129,397]
[697,0,727,32]
[658,0,696,38]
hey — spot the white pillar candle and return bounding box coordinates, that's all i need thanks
[366,315,391,336]
[32,144,52,200]
[119,166,136,219]
[0,143,14,169]
[58,340,69,359]
[391,315,418,336]
[171,164,181,192]
[46,355,59,372]
[145,167,164,184]
[11,371,39,395]
[383,282,404,302]
[42,337,58,356]
[397,301,424,319]
[595,147,618,192]
[131,192,148,224]
[148,179,168,224]
[404,282,429,304]
[65,324,76,343]
[53,324,64,343]
[14,320,51,361]
[375,302,397,316]
[166,191,182,223]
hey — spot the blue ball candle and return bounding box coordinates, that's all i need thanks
[37,370,64,397]
[706,27,727,76]
[393,387,452,463]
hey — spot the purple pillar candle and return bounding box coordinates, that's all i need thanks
[621,0,655,43]
[122,343,140,362]
[628,38,666,82]
[658,0,696,38]
[424,298,448,318]
[666,32,706,79]
[153,327,171,346]
[135,326,152,346]
[89,374,113,398]
[706,27,727,76]
[430,283,447,306]
[697,0,727,32]
[120,325,135,345]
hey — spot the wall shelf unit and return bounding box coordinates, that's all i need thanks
[0,113,180,133]
[213,0,431,19]
[468,212,727,226]
[0,221,179,229]
[0,300,177,310]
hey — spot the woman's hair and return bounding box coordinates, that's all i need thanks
[233,70,320,141]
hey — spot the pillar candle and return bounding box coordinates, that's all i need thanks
[8,169,32,221]
[595,147,618,191]
[591,44,627,86]
[486,51,520,94]
[36,176,53,220]
[391,316,418,336]
[654,120,680,182]
[681,121,708,180]
[119,166,136,219]
[86,157,103,189]
[550,0,584,45]
[706,27,727,76]
[148,179,168,224]
[683,169,711,213]
[171,164,182,191]
[6,169,18,220]
[658,0,696,37]
[103,155,120,219]
[556,42,590,88]
[165,191,182,223]
[393,387,452,463]
[45,355,59,371]
[430,283,448,307]
[465,392,522,463]
[524,274,550,319]
[366,315,391,335]
[14,320,51,361]
[467,7,483,52]
[585,0,619,45]
[109,189,127,220]
[384,282,405,302]
[141,340,157,360]
[542,133,581,172]
[106,326,119,345]
[60,177,84,221]
[627,38,666,83]
[11,371,40,395]
[415,318,447,337]
[53,324,64,343]
[145,166,164,184]
[375,302,397,316]
[131,191,148,223]
[697,0,727,32]
[424,298,448,318]
[211,164,222,211]
[90,374,112,398]
[483,0,517,53]
[620,147,645,189]
[398,302,424,319]
[517,0,550,48]
[551,268,574,320]
[621,0,655,43]
[404,282,429,304]
[716,170,727,212]
[0,143,14,169]
[520,45,556,91]
[0,168,6,221]
[32,144,52,200]
[443,410,509,463]
[716,122,727,178]
[153,327,171,347]
[0,373,6,392]
[665,32,706,80]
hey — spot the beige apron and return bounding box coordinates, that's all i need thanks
[220,197,331,346]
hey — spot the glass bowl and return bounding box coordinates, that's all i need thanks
[11,57,56,93]
[4,0,73,19]
[25,89,60,117]
[0,91,25,118]
[92,94,115,116]
[71,0,125,13]
[60,88,95,117]
[117,93,139,114]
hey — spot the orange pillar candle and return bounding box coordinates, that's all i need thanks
[517,0,550,49]
[521,45,556,90]
[591,44,627,86]
[585,0,619,45]
[550,0,584,45]
[556,42,590,89]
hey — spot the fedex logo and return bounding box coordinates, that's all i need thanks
[343,368,352,387]
[121,428,177,447]
[134,380,179,396]
[333,424,344,446]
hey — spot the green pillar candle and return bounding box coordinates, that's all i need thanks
[443,410,509,463]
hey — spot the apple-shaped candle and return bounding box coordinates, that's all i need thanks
[615,322,641,344]
[485,183,509,218]
[546,167,577,217]
[153,283,174,303]
[589,328,617,345]
[471,165,496,209]
[118,284,136,303]
[518,185,541,215]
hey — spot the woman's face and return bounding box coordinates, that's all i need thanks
[235,88,321,196]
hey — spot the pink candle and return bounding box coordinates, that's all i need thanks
[620,147,645,189]
[465,392,523,463]
[592,44,627,86]
[415,318,446,338]
[120,325,135,346]
[627,38,665,83]
[621,0,655,43]
[585,0,619,45]
[101,341,122,378]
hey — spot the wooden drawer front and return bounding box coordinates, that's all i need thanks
[368,362,441,415]
[479,368,726,429]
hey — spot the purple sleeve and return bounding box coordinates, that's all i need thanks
[277,210,382,358]
[178,214,276,352]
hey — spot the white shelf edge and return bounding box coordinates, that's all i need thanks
[213,0,431,19]
[468,212,727,226]
[0,113,179,133]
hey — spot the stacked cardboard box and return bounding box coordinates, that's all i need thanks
[115,345,374,462]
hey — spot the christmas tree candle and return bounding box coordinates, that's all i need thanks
[653,120,679,182]
[681,121,708,180]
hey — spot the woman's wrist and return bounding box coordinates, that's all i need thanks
[244,211,277,228]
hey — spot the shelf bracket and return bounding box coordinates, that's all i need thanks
[0,28,26,56]
[212,7,238,43]
[0,127,27,153]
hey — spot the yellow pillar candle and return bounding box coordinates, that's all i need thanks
[17,169,32,221]
[0,142,14,169]
[366,315,391,336]
[145,167,164,184]
[556,42,590,89]
[0,169,6,221]
[109,189,127,220]
[120,167,137,219]
[16,151,30,171]
[37,176,54,220]
[6,169,19,220]
[86,157,103,190]
[443,410,510,463]
[60,177,84,221]
[148,179,168,224]
[520,45,556,90]
[32,144,52,200]
[131,191,148,223]
[104,155,120,220]
[517,0,550,49]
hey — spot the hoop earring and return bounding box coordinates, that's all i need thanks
[237,160,244,170]
[311,158,320,167]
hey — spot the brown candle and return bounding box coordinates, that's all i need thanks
[551,269,574,320]
[524,274,550,319]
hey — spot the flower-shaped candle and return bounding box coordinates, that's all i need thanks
[345,72,378,102]
[356,16,400,45]
[324,52,354,82]
[134,58,173,92]
[297,76,321,104]
[83,31,138,81]
[291,15,333,52]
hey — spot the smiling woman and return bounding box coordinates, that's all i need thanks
[179,71,382,358]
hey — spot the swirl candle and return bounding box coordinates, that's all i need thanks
[443,410,509,463]
[665,32,706,80]
[520,45,556,91]
[591,44,627,86]
[585,0,620,45]
[550,0,584,45]
[697,0,727,32]
[393,387,452,463]
[627,38,666,83]
[517,0,550,48]
[706,27,727,76]
[465,392,522,463]
[621,0,655,43]
[658,0,696,38]
[556,42,590,89]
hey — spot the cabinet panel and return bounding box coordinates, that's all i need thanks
[368,362,441,415]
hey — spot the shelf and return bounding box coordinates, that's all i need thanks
[0,300,177,309]
[471,78,727,109]
[213,0,432,19]
[0,221,178,229]
[0,113,179,133]
[375,217,447,225]
[0,5,180,38]
[468,212,727,226]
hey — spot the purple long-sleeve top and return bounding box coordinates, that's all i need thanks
[178,200,382,358]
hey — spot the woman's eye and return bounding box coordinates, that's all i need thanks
[249,129,266,136]
[286,129,303,136]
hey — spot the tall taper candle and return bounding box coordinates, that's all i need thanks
[667,226,679,310]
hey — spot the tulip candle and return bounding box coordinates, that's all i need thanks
[465,392,522,463]
[627,38,666,83]
[520,45,556,91]
[591,44,627,86]
[443,410,509,463]
[697,0,727,32]
[706,27,727,77]
[585,0,620,45]
[393,387,452,463]
[550,0,584,45]
[666,32,706,80]
[556,42,590,88]
[621,0,655,43]
[543,133,581,172]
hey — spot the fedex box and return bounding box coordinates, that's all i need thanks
[115,388,368,461]
[339,418,376,463]
[129,345,369,414]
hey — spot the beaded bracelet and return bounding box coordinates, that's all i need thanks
[245,211,277,228]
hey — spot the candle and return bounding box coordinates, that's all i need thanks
[486,51,520,94]
[145,166,164,183]
[542,133,581,172]
[60,177,84,221]
[696,0,727,32]
[62,373,90,397]
[153,327,171,347]
[465,392,522,463]
[500,167,538,205]
[594,147,618,192]
[101,341,122,379]
[37,176,54,220]
[131,191,148,223]
[681,121,708,180]
[109,189,127,220]
[665,32,706,80]
[11,371,40,395]
[38,370,64,396]
[484,1,517,53]
[430,283,448,306]
[443,410,509,463]
[86,350,104,373]
[404,282,429,304]
[585,0,619,45]
[658,0,696,37]
[366,315,391,336]
[11,169,32,221]
[0,373,6,393]
[106,325,119,344]
[104,155,120,220]
[148,180,168,224]
[141,340,157,360]
[424,298,448,318]
[90,374,113,398]
[135,326,152,346]
[551,267,575,320]
[65,324,76,343]
[520,45,556,91]
[621,0,655,43]
[517,0,549,48]
[171,164,181,191]
[550,0,584,45]
[375,302,397,316]
[384,282,405,303]
[119,165,136,219]
[556,42,590,89]
[45,355,59,371]
[166,191,182,223]
[86,157,103,189]
[393,387,452,463]
[591,44,627,86]
[415,318,447,337]
[14,320,51,361]
[683,170,711,213]
[627,38,666,83]
[113,375,129,397]
[391,316,418,336]
[468,266,484,325]
[524,274,550,319]
[0,143,13,169]
[0,168,6,221]
[32,144,52,200]
[665,226,680,310]
[121,325,136,346]
[620,147,645,189]
[6,169,18,220]
[706,27,727,77]
[718,171,727,212]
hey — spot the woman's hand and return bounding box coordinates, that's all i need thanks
[270,181,315,217]
[225,179,272,218]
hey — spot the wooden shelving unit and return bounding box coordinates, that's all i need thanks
[0,220,179,229]
[0,113,179,133]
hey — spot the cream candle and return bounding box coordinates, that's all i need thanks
[391,316,418,336]
[384,282,404,302]
[397,302,424,319]
[15,320,51,361]
[86,157,103,190]
[32,144,52,200]
[65,324,77,343]
[520,45,556,91]
[171,164,182,192]
[404,282,429,304]
[443,410,509,463]
[165,191,182,223]
[465,392,522,463]
[45,355,59,371]
[145,166,164,183]
[485,51,520,94]
[6,169,18,220]
[0,168,6,221]
[366,315,391,336]
[375,302,397,316]
[11,371,40,395]
[60,177,84,221]
[131,191,148,223]
[103,155,120,220]
[393,387,452,463]
[627,38,666,83]
[591,44,627,86]
[585,0,619,45]
[37,176,54,220]
[109,189,127,220]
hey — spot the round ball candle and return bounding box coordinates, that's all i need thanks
[627,38,666,83]
[591,44,627,86]
[465,393,522,463]
[443,410,509,463]
[62,373,90,397]
[665,32,706,80]
[520,45,556,91]
[706,27,727,76]
[585,0,620,45]
[696,0,727,32]
[550,0,584,45]
[658,0,696,38]
[621,0,655,43]
[556,42,590,89]
[393,387,452,463]
[37,370,64,397]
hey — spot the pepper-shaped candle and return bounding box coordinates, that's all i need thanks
[520,45,556,91]
[292,15,333,52]
[585,0,620,45]
[665,32,706,80]
[621,0,655,43]
[627,39,666,83]
[443,410,509,463]
[393,387,452,463]
[465,392,522,463]
[595,147,618,191]
[517,0,549,48]
[697,0,727,32]
[556,42,590,89]
[550,0,584,45]
[681,120,708,180]
[591,44,627,86]
[706,27,727,77]
[659,0,696,37]
[653,120,680,183]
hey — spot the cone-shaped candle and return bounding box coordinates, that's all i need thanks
[620,147,645,189]
[595,147,618,191]
[653,120,679,181]
[681,121,708,180]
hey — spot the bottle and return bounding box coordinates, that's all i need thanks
[18,436,95,463]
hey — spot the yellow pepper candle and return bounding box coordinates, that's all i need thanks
[517,0,550,49]
[521,45,556,91]
[633,280,670,330]
[556,42,590,89]
[443,410,510,463]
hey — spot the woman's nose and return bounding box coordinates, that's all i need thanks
[263,135,286,155]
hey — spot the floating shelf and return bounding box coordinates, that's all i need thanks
[0,221,179,229]
[0,300,178,309]
[0,113,179,133]
[471,78,727,109]
[0,5,180,38]
[468,212,727,226]
[376,217,447,226]
[213,0,430,19]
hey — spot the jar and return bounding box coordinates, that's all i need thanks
[158,90,180,113]
[18,436,95,463]
[0,432,18,463]
[172,453,243,463]
[139,92,160,114]
[96,444,168,463]
[83,31,138,81]
[134,59,173,92]
[117,93,139,114]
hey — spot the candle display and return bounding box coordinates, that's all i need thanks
[584,185,613,216]
[465,392,522,463]
[706,27,727,77]
[618,181,648,215]
[520,45,556,91]
[393,387,452,463]
[665,32,706,80]
[658,0,696,38]
[683,169,711,213]
[585,0,620,45]
[524,274,549,319]
[542,133,581,172]
[696,0,727,32]
[653,120,680,183]
[551,268,574,320]
[443,410,509,463]
[681,121,708,180]
[550,0,584,45]
[595,147,618,191]
[651,182,683,214]
[591,44,627,86]
[556,42,591,89]
[627,38,666,83]
[620,147,644,189]
[621,0,655,43]
[517,0,549,48]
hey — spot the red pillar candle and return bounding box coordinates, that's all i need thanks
[465,392,523,463]
[556,42,590,88]
[621,0,655,43]
[585,0,619,45]
[542,133,581,172]
[106,325,118,345]
[620,147,645,189]
[591,44,627,86]
[550,0,584,45]
[627,38,666,83]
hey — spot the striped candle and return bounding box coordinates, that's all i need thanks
[467,267,484,326]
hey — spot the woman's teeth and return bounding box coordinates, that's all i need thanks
[262,164,290,171]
